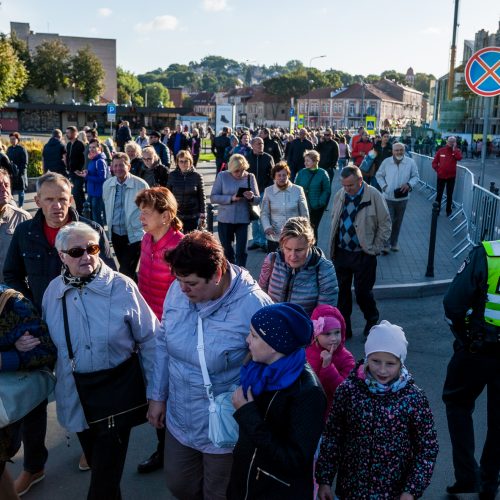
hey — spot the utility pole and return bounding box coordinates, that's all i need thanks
[447,0,460,100]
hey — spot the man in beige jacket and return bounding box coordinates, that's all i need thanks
[329,166,391,338]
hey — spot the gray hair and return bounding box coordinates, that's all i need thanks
[36,172,72,194]
[279,216,316,247]
[392,142,406,151]
[55,222,99,252]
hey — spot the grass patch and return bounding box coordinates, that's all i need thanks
[199,152,215,162]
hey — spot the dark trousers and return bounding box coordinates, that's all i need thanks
[215,158,224,175]
[70,173,86,214]
[386,199,408,247]
[436,177,456,215]
[164,427,233,500]
[111,233,141,280]
[21,400,48,473]
[77,427,131,500]
[180,218,199,233]
[217,222,249,267]
[309,207,326,242]
[442,345,500,494]
[333,247,379,335]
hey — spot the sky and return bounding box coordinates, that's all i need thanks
[1,0,499,79]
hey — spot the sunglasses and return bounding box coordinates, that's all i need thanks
[62,244,100,258]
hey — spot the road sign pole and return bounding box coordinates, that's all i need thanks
[480,97,491,187]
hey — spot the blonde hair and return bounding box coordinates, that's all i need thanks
[279,216,316,247]
[228,154,249,173]
[125,141,142,157]
[303,149,320,165]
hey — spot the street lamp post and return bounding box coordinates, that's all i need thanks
[307,55,326,127]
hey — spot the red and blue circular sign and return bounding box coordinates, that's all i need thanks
[465,47,500,97]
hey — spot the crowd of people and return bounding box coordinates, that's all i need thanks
[0,120,498,500]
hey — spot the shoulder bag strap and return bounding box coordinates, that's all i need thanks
[0,289,22,316]
[61,293,76,370]
[196,316,215,406]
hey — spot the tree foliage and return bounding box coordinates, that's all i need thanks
[143,82,170,107]
[413,72,436,97]
[30,40,71,100]
[117,67,143,105]
[380,70,407,84]
[71,46,105,102]
[0,37,28,106]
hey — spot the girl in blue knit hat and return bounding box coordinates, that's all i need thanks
[227,302,327,499]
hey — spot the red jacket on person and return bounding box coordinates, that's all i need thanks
[352,139,373,167]
[432,145,462,179]
[138,228,184,320]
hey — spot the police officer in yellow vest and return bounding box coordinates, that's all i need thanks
[442,241,500,499]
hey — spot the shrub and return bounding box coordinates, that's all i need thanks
[24,140,44,177]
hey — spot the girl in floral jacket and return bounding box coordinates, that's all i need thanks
[316,321,438,500]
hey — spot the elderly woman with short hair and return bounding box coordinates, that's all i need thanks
[259,216,338,315]
[210,153,260,267]
[125,141,145,177]
[295,150,331,240]
[139,146,169,187]
[42,221,158,500]
[260,161,309,252]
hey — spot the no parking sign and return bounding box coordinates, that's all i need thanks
[464,47,500,97]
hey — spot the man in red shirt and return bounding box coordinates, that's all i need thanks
[432,136,462,217]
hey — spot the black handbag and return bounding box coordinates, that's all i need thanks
[62,295,148,434]
[246,175,260,221]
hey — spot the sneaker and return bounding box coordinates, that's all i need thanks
[381,248,389,255]
[391,245,400,252]
[15,470,45,497]
[79,453,90,471]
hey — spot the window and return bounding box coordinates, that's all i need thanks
[349,102,355,115]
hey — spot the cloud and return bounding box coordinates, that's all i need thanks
[202,0,227,11]
[134,15,179,33]
[421,26,442,35]
[98,7,112,17]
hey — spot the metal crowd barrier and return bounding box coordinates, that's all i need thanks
[413,153,500,258]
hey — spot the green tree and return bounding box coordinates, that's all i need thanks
[413,72,436,97]
[380,70,406,84]
[365,74,381,84]
[30,40,70,100]
[117,67,143,105]
[143,82,170,106]
[71,46,105,102]
[0,37,28,106]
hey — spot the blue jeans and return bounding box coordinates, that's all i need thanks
[89,195,105,227]
[218,222,249,267]
[13,190,25,208]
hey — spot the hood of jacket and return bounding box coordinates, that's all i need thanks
[310,303,347,349]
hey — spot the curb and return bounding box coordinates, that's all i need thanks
[373,279,452,300]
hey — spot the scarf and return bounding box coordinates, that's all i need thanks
[240,349,306,397]
[363,364,410,395]
[62,263,101,289]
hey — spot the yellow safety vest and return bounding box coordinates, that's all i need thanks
[482,241,500,327]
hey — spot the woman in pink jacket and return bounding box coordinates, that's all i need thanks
[306,304,355,416]
[135,186,184,473]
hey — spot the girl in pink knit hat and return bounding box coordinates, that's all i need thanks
[306,304,355,417]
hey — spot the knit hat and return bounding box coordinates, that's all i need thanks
[364,320,408,362]
[311,304,346,342]
[251,303,313,355]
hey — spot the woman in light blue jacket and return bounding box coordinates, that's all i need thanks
[42,222,158,500]
[147,231,272,500]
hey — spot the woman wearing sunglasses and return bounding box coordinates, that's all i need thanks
[41,221,158,500]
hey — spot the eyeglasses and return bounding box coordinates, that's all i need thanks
[143,157,154,161]
[178,159,190,164]
[62,244,100,258]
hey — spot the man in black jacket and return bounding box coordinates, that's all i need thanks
[65,126,86,214]
[116,120,132,152]
[316,128,339,181]
[260,128,282,165]
[3,172,115,496]
[149,131,170,167]
[167,124,189,157]
[287,129,313,180]
[42,129,67,176]
[213,127,231,174]
[247,137,274,250]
